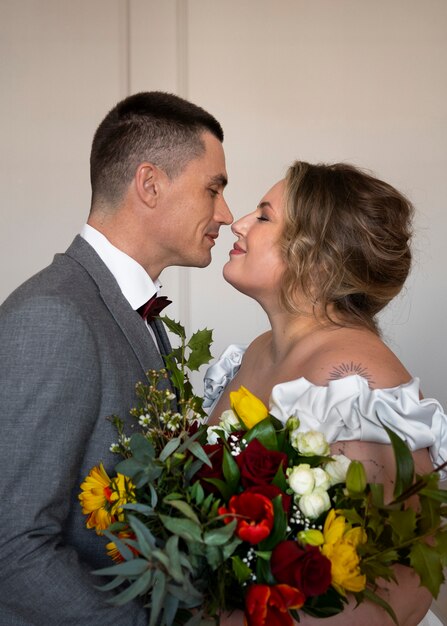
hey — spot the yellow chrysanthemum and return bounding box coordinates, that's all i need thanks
[321,509,367,595]
[79,463,136,534]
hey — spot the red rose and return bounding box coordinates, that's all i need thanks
[245,484,291,514]
[236,439,288,488]
[195,444,224,495]
[218,492,274,544]
[244,583,305,626]
[271,540,331,598]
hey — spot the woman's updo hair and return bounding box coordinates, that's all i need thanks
[280,161,414,333]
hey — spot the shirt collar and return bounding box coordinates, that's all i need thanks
[80,224,160,310]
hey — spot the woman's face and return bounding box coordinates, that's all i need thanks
[223,179,287,302]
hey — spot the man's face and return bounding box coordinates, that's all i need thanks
[156,131,232,270]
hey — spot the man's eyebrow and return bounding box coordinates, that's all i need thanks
[209,174,228,188]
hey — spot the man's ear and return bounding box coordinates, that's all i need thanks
[135,162,163,208]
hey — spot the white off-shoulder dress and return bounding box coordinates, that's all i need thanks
[203,345,447,626]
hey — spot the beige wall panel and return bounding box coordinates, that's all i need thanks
[129,0,187,324]
[184,0,447,409]
[0,0,129,299]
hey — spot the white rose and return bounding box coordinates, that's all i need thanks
[324,454,352,486]
[298,487,331,519]
[287,464,315,495]
[311,467,330,492]
[219,409,240,432]
[291,430,330,456]
[206,425,222,445]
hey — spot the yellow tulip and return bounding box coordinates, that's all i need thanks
[229,386,268,429]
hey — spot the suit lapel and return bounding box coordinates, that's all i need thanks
[64,236,166,374]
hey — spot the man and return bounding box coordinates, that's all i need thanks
[0,92,232,624]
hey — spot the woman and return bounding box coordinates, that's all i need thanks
[204,161,447,625]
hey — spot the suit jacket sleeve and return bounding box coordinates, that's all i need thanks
[0,295,148,625]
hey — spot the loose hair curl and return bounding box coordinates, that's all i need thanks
[279,161,414,333]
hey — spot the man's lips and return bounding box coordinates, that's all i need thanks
[230,242,246,255]
[205,232,218,245]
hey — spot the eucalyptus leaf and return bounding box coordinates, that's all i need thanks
[159,436,182,462]
[94,575,126,592]
[187,440,213,466]
[102,529,133,562]
[122,502,155,516]
[151,549,171,570]
[129,433,156,461]
[93,558,150,577]
[165,499,201,525]
[160,515,203,542]
[190,480,205,505]
[165,535,184,583]
[149,569,167,626]
[109,569,154,607]
[204,519,237,546]
[206,544,223,569]
[129,514,157,558]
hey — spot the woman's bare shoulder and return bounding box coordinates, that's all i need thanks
[241,331,272,361]
[303,327,412,389]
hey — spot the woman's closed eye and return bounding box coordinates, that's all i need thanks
[256,215,269,222]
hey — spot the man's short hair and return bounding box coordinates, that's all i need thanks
[90,91,224,208]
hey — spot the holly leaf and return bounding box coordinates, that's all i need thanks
[186,328,213,371]
[232,555,252,584]
[388,508,417,543]
[410,542,444,597]
[435,529,447,564]
[159,316,186,339]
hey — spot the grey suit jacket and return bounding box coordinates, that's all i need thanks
[0,236,171,625]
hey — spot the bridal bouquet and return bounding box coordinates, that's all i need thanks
[79,319,447,626]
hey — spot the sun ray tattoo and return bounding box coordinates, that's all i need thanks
[328,361,375,385]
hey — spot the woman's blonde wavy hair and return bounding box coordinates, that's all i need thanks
[279,161,414,334]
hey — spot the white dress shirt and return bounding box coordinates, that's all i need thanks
[80,224,162,348]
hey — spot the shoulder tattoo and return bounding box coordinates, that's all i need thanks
[328,361,375,385]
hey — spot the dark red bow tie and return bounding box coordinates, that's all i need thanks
[137,295,172,322]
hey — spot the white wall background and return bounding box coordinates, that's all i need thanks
[2,0,446,405]
[1,0,447,617]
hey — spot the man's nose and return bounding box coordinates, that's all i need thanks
[216,197,233,225]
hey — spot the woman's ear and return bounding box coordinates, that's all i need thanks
[135,162,162,208]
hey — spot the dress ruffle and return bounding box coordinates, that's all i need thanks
[204,344,447,475]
